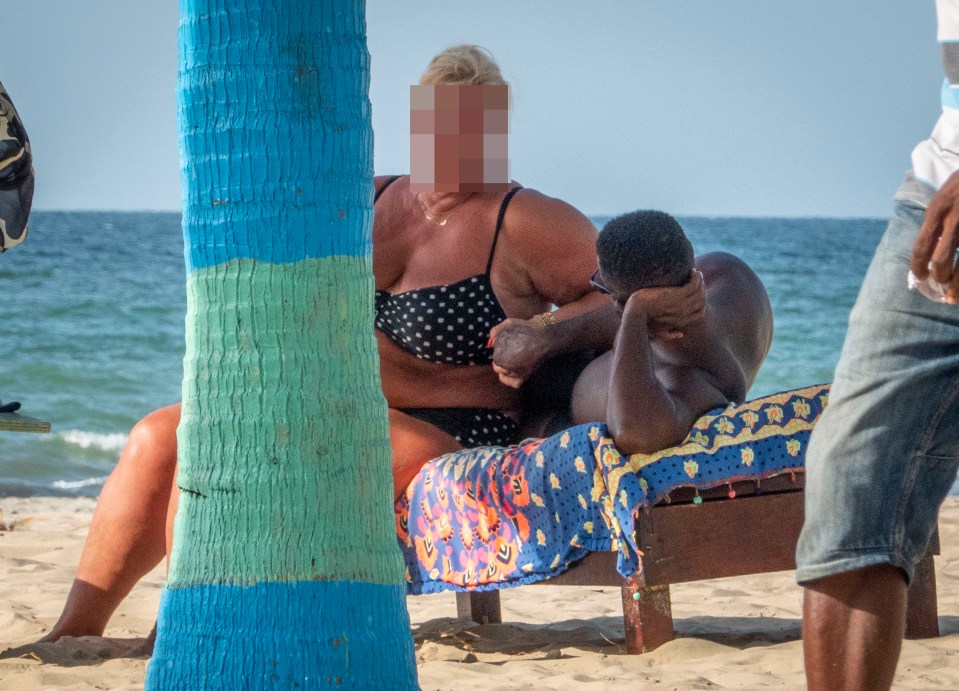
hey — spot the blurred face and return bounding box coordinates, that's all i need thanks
[410,84,510,194]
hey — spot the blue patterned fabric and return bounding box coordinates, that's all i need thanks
[396,384,829,595]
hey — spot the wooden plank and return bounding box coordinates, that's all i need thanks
[538,481,806,588]
[534,551,624,587]
[927,526,942,556]
[0,411,51,433]
[668,473,804,503]
[453,484,941,655]
[637,490,805,585]
[456,590,502,625]
[906,550,940,639]
[622,583,674,653]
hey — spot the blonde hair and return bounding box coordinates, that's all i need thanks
[419,45,508,87]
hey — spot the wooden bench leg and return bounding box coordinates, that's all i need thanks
[622,583,673,654]
[905,551,939,639]
[456,590,502,625]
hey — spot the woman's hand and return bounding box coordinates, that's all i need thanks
[489,317,553,388]
[622,270,706,339]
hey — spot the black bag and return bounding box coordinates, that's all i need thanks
[0,81,34,253]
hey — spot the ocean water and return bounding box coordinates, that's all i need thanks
[0,211,888,497]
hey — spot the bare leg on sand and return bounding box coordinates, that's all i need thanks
[40,404,181,642]
[40,403,458,646]
[803,564,907,691]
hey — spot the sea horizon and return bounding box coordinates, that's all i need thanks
[26,207,890,222]
[5,210,941,498]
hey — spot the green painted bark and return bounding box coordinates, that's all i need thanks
[171,256,400,587]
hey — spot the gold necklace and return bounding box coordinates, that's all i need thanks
[417,193,472,227]
[418,195,449,226]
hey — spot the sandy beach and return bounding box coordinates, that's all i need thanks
[1,496,958,689]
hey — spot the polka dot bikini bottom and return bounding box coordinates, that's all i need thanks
[399,407,519,447]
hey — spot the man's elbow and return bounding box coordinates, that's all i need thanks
[609,422,688,457]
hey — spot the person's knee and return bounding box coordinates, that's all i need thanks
[124,404,181,473]
[804,563,907,605]
[388,408,461,494]
[388,409,458,451]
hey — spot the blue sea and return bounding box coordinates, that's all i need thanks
[0,211,903,497]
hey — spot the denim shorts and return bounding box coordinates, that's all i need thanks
[795,200,959,585]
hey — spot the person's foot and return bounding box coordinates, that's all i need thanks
[38,621,103,644]
[36,580,117,643]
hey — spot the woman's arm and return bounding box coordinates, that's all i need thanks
[489,190,617,386]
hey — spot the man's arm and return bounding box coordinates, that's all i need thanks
[911,168,959,304]
[488,190,614,387]
[490,300,619,388]
[606,303,692,455]
[605,275,715,454]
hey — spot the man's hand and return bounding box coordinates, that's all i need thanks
[622,270,706,339]
[489,317,553,388]
[912,169,959,304]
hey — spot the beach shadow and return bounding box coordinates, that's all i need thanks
[413,614,803,660]
[413,614,629,659]
[674,615,802,648]
[0,636,152,666]
[936,615,959,635]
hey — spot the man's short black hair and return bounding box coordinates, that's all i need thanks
[596,210,694,291]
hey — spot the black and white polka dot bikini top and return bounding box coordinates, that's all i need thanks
[373,176,522,366]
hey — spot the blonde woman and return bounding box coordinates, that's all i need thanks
[42,45,614,644]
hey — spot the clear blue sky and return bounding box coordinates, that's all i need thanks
[3,1,941,216]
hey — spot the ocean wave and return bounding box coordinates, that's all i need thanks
[58,430,128,452]
[52,476,109,490]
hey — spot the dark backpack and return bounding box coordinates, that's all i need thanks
[0,81,34,253]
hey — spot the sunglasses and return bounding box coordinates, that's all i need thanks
[590,269,610,295]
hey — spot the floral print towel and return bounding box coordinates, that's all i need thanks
[396,384,829,594]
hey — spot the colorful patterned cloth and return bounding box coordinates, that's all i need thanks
[396,384,829,595]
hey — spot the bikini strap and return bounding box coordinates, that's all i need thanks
[374,175,402,204]
[485,186,523,275]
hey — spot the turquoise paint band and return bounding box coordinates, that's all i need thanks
[179,1,373,271]
[146,580,418,689]
[169,256,403,587]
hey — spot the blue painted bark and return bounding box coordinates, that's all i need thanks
[145,1,419,687]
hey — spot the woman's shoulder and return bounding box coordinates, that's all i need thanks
[374,174,406,195]
[501,186,597,242]
[508,186,585,216]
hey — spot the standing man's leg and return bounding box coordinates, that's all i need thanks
[797,200,959,690]
[803,565,906,690]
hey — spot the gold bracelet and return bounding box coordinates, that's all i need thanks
[533,311,556,327]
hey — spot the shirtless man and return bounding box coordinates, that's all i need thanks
[493,210,773,452]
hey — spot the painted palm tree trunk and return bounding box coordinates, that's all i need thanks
[145,0,418,687]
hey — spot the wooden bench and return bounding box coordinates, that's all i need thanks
[0,411,51,433]
[455,476,940,654]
